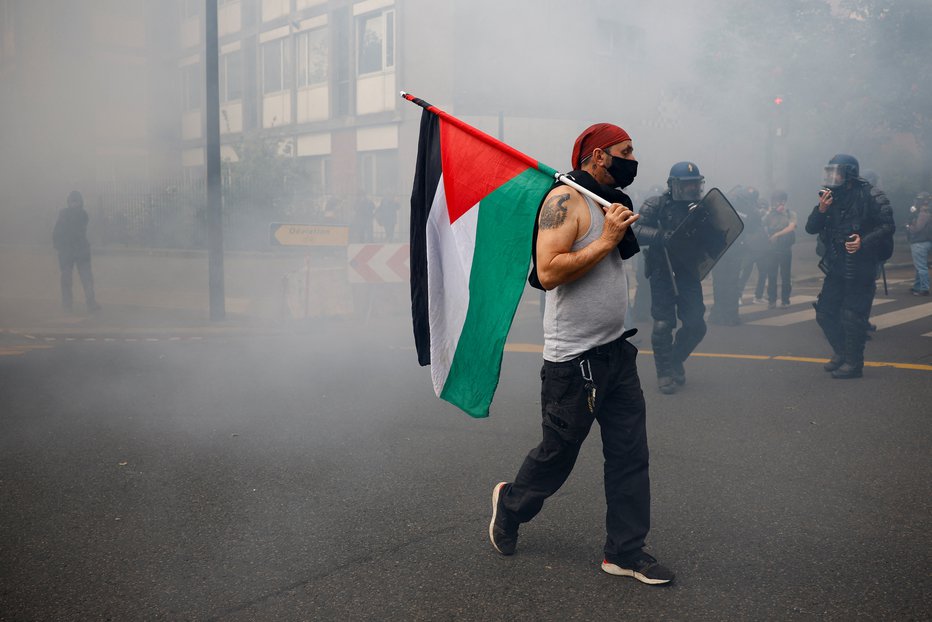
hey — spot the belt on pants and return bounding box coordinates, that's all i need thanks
[573,328,638,360]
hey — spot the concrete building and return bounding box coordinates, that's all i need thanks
[179,0,407,202]
[2,0,727,244]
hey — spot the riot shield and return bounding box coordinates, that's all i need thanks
[665,187,744,281]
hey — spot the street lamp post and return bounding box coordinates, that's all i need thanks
[205,0,225,321]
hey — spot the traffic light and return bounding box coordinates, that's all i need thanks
[772,96,786,137]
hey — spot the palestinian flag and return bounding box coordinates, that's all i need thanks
[406,93,557,418]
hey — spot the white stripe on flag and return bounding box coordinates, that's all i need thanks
[426,175,480,396]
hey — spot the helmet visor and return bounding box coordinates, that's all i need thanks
[821,164,847,189]
[671,178,705,202]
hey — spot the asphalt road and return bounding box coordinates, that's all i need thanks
[1,278,931,621]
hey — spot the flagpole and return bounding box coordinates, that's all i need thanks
[553,174,613,209]
[401,91,617,211]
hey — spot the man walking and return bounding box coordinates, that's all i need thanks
[490,123,674,585]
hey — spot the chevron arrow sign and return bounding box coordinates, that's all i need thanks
[347,243,410,283]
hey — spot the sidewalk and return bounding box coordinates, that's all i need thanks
[0,243,360,337]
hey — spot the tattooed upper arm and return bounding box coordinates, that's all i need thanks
[539,192,571,229]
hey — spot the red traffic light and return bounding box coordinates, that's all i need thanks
[773,97,784,105]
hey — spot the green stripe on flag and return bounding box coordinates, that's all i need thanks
[440,168,553,417]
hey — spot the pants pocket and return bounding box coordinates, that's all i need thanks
[542,402,592,444]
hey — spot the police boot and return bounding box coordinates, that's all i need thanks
[823,353,844,372]
[658,376,677,395]
[652,320,676,394]
[671,359,686,386]
[832,314,864,379]
[831,362,862,379]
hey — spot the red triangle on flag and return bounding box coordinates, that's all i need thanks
[439,118,534,224]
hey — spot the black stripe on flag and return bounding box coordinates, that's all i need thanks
[409,108,442,366]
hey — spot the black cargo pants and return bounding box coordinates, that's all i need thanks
[500,333,650,560]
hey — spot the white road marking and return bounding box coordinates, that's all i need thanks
[749,298,895,327]
[870,302,932,331]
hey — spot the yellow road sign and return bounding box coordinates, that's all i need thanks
[269,223,349,247]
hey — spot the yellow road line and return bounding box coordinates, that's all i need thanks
[862,361,932,371]
[772,356,828,364]
[504,343,544,353]
[0,345,52,356]
[689,352,773,360]
[504,343,932,372]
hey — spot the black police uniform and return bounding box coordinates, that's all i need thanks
[805,181,894,377]
[634,192,707,384]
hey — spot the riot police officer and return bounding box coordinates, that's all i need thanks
[805,154,895,379]
[634,162,708,394]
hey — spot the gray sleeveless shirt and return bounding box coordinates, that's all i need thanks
[542,195,629,362]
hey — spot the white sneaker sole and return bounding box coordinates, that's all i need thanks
[601,561,672,585]
[489,481,508,554]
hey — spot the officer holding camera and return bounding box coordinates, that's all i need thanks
[805,154,895,379]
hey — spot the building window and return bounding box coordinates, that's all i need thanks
[220,50,243,102]
[182,64,201,110]
[357,10,394,76]
[358,150,398,196]
[296,27,328,88]
[298,155,331,196]
[262,37,292,94]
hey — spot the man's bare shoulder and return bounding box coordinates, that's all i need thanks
[539,186,584,231]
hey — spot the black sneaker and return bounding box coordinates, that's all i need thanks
[602,551,675,585]
[489,482,518,555]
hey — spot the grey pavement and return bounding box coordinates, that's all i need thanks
[0,243,359,337]
[1,299,930,621]
[1,235,930,621]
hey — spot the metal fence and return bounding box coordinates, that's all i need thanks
[94,177,207,249]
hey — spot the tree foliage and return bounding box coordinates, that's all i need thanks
[696,0,932,206]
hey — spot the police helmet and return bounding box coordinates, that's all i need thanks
[821,154,859,189]
[667,161,704,202]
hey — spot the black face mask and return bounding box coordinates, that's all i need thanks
[605,156,638,189]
